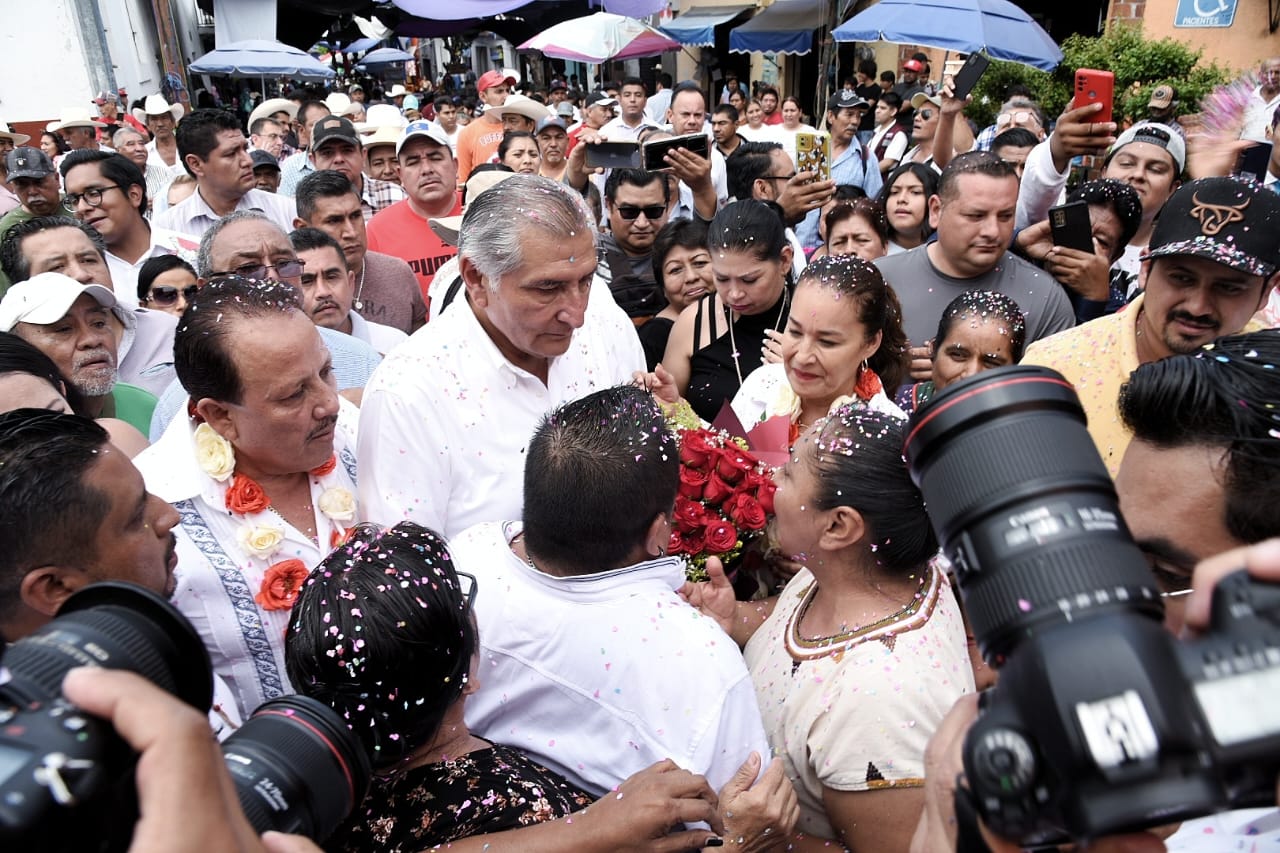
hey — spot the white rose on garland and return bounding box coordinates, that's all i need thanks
[318,487,356,523]
[194,423,235,482]
[237,523,285,560]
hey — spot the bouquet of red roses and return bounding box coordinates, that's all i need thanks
[670,427,777,582]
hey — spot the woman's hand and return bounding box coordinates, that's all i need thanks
[1043,245,1111,302]
[761,328,785,365]
[633,363,682,406]
[585,759,726,853]
[679,555,738,635]
[908,343,934,382]
[717,753,800,853]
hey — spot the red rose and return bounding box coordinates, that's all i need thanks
[255,558,309,611]
[755,480,777,515]
[225,473,270,515]
[311,455,337,477]
[682,528,705,555]
[678,465,709,500]
[668,529,686,555]
[673,496,708,533]
[703,521,739,554]
[714,447,756,485]
[703,472,736,505]
[679,430,715,468]
[726,493,767,531]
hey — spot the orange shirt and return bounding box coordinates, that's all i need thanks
[455,116,505,182]
[366,194,463,307]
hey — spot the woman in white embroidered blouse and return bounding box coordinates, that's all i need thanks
[730,254,910,445]
[685,408,974,850]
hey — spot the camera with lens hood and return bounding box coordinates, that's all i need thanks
[0,582,371,851]
[904,365,1280,847]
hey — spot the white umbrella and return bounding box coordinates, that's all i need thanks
[518,12,680,63]
[190,39,335,96]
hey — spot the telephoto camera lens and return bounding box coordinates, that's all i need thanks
[223,694,372,841]
[903,365,1164,663]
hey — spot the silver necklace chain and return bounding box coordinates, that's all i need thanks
[725,288,788,387]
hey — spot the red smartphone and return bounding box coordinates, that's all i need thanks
[1074,69,1114,125]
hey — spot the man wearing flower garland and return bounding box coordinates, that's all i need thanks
[134,275,361,719]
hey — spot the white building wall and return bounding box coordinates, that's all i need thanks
[98,0,165,101]
[0,0,97,122]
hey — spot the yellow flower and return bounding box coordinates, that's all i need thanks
[194,423,235,482]
[237,523,284,560]
[318,487,356,522]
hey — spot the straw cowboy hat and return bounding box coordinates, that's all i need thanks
[47,107,106,133]
[248,98,299,130]
[357,104,407,134]
[0,123,30,146]
[131,93,185,124]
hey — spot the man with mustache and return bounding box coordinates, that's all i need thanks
[0,147,74,292]
[1023,177,1280,476]
[288,227,406,355]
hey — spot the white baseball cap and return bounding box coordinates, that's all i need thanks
[0,273,116,332]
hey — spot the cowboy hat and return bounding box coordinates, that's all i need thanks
[357,103,407,133]
[487,94,552,123]
[131,93,185,124]
[361,125,402,151]
[0,123,31,146]
[47,107,106,133]
[247,98,299,131]
[388,84,409,99]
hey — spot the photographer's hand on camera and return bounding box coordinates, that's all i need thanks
[60,667,322,853]
[1048,102,1118,174]
[663,146,718,221]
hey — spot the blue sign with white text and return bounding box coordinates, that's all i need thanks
[1174,0,1238,27]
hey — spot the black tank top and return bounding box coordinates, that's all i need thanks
[686,289,790,422]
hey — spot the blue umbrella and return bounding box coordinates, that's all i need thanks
[358,47,415,67]
[833,0,1063,71]
[189,39,335,80]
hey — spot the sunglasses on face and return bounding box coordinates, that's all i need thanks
[208,259,306,281]
[147,284,199,306]
[917,109,935,121]
[616,205,666,221]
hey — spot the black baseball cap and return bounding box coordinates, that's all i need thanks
[250,150,280,172]
[828,90,870,114]
[1147,177,1280,278]
[585,91,618,108]
[310,116,361,150]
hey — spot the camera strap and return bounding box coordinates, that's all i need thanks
[953,782,994,853]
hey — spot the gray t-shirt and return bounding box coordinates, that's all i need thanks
[875,245,1076,348]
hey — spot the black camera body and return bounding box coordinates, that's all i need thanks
[905,366,1280,845]
[0,582,370,850]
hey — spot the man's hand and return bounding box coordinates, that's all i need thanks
[665,146,712,192]
[583,760,725,852]
[1048,102,1118,173]
[716,753,799,853]
[1015,218,1054,265]
[1043,244,1111,302]
[566,128,607,190]
[633,363,682,406]
[775,172,835,225]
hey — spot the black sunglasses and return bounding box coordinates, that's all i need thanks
[616,205,666,221]
[147,284,199,306]
[456,571,478,610]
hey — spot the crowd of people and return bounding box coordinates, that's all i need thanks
[0,49,1278,852]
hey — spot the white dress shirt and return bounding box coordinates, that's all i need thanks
[455,521,772,796]
[105,225,200,309]
[357,289,644,539]
[153,187,297,240]
[347,310,407,355]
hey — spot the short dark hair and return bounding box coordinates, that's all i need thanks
[0,409,109,628]
[523,385,679,575]
[936,150,1017,204]
[824,198,887,248]
[176,109,244,177]
[0,216,105,284]
[136,254,197,303]
[295,169,359,222]
[880,71,896,84]
[858,59,878,78]
[498,129,537,162]
[0,332,87,414]
[799,254,909,391]
[806,408,937,573]
[249,116,281,136]
[298,100,330,129]
[759,85,779,100]
[433,94,454,111]
[652,218,709,288]
[174,275,302,405]
[289,226,346,268]
[1066,178,1143,264]
[877,163,940,244]
[604,167,670,204]
[621,76,646,91]
[1119,330,1280,545]
[726,140,784,202]
[990,127,1039,154]
[714,104,739,123]
[287,522,476,770]
[932,290,1027,361]
[879,91,903,111]
[60,150,147,216]
[708,198,787,261]
[659,72,673,88]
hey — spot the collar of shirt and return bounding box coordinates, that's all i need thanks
[500,521,686,600]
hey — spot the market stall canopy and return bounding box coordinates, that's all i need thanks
[391,0,666,19]
[519,11,681,62]
[833,0,1063,71]
[730,0,824,55]
[358,46,415,67]
[190,39,336,79]
[661,4,754,48]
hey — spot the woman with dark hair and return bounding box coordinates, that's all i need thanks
[878,162,938,253]
[730,255,908,443]
[0,331,148,455]
[661,200,794,421]
[40,131,70,165]
[739,98,773,142]
[895,290,1027,415]
[813,198,888,263]
[637,219,712,370]
[289,521,729,853]
[686,409,973,851]
[498,130,540,174]
[137,255,198,317]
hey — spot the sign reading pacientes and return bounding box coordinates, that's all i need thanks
[1174,0,1238,27]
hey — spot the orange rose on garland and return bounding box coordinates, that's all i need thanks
[225,473,270,514]
[255,558,309,611]
[310,455,337,477]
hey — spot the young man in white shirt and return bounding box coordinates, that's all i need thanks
[289,227,406,355]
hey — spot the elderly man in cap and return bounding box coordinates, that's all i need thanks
[48,108,108,152]
[794,90,884,251]
[0,271,160,431]
[0,123,30,217]
[536,115,570,181]
[250,150,281,193]
[490,94,551,136]
[360,125,401,183]
[1023,176,1280,476]
[153,109,297,240]
[359,174,645,539]
[567,91,616,154]
[307,115,405,220]
[134,94,186,177]
[366,121,461,301]
[0,148,74,289]
[456,69,515,181]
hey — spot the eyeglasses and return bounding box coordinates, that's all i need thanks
[147,284,199,306]
[616,205,667,221]
[208,259,306,281]
[759,173,796,183]
[65,184,124,208]
[456,571,478,610]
